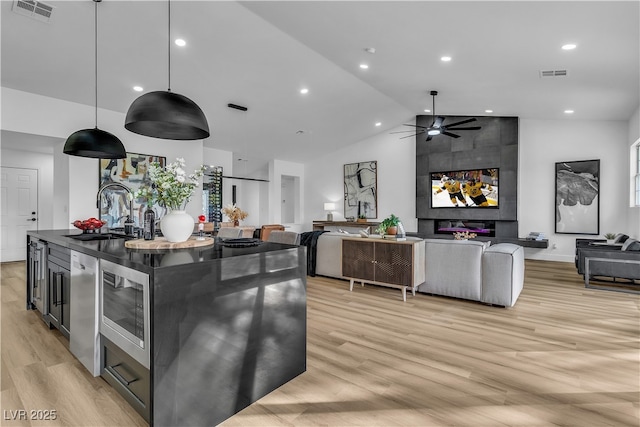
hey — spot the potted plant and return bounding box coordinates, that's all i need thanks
[222,204,249,227]
[148,158,206,242]
[604,232,617,245]
[380,214,400,235]
[357,214,368,223]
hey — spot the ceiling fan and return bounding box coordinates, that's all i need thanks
[392,90,481,141]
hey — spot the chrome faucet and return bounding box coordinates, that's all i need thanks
[97,182,134,234]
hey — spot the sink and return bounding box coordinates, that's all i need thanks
[65,233,133,241]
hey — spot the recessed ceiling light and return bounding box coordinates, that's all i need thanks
[300,88,309,95]
[424,109,431,113]
[175,39,186,47]
[133,86,144,92]
[441,56,452,62]
[564,109,574,114]
[359,64,369,69]
[561,43,577,50]
[375,122,381,127]
[485,109,493,113]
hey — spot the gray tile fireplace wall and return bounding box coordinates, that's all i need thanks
[416,115,519,238]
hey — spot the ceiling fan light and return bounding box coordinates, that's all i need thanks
[427,129,441,136]
[63,128,126,159]
[125,90,210,140]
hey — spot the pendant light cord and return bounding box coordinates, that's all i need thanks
[167,0,171,92]
[94,0,98,127]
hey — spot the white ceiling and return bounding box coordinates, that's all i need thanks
[2,1,639,167]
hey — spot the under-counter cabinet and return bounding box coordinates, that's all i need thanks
[46,243,71,338]
[342,237,426,301]
[26,236,47,317]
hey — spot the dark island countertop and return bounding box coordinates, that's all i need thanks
[28,228,307,426]
[28,229,298,273]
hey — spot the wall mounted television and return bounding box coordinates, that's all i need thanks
[431,168,499,208]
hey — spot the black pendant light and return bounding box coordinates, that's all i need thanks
[64,0,126,159]
[124,0,209,140]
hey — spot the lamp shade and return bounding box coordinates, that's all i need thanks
[63,127,126,159]
[125,90,210,140]
[324,202,336,211]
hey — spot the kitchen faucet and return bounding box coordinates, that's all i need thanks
[96,182,135,235]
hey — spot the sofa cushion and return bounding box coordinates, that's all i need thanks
[419,239,486,301]
[482,243,524,307]
[315,232,354,278]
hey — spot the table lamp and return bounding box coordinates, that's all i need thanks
[324,202,336,221]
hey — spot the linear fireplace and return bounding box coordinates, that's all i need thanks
[435,220,496,237]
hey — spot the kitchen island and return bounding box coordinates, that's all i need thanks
[26,230,307,427]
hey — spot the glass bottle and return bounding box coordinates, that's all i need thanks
[143,205,156,240]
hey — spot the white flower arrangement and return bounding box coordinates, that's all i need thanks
[146,158,205,211]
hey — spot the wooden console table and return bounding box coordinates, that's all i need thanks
[341,237,425,301]
[313,221,380,232]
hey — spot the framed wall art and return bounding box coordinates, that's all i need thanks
[99,152,166,228]
[344,161,377,219]
[555,159,600,235]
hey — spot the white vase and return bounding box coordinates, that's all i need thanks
[160,210,194,242]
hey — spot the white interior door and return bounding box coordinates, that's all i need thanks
[1,167,38,262]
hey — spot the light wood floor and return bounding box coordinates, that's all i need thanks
[1,260,638,426]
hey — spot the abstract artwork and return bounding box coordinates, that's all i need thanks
[99,153,166,228]
[555,159,600,235]
[344,161,377,219]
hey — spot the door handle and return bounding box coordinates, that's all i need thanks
[27,218,36,221]
[54,272,63,306]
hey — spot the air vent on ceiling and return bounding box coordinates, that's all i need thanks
[12,0,55,23]
[539,69,569,78]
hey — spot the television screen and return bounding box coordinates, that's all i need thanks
[431,168,499,208]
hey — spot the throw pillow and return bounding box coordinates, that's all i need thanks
[614,233,629,244]
[621,238,640,251]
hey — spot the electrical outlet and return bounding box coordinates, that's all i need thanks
[552,243,557,249]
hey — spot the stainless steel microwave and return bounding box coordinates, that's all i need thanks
[99,259,150,369]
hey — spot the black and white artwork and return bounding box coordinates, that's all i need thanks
[344,161,377,219]
[555,159,600,235]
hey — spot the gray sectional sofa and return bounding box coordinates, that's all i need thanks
[418,239,524,307]
[314,232,525,307]
[575,236,640,284]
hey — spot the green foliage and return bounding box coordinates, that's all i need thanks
[377,214,401,234]
[604,232,617,239]
[148,158,205,210]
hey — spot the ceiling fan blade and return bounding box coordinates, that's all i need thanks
[425,135,433,142]
[442,131,461,138]
[403,124,429,129]
[444,118,477,128]
[390,130,423,134]
[432,116,445,128]
[399,132,424,139]
[446,126,482,131]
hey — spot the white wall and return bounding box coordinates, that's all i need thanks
[627,106,640,239]
[304,123,417,232]
[269,159,305,232]
[0,148,54,231]
[520,119,630,261]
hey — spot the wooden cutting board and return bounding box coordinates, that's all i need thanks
[125,236,214,249]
